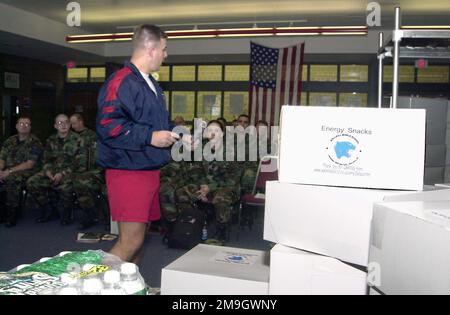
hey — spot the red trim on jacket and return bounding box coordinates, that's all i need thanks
[106,67,132,102]
[110,125,123,137]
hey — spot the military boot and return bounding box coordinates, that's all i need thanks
[36,204,56,223]
[60,206,73,226]
[0,205,5,224]
[0,191,6,224]
[214,223,228,242]
[78,207,98,230]
[5,206,18,227]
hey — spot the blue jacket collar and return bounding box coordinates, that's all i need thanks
[124,61,145,82]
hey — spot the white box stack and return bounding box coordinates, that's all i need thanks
[369,200,450,295]
[270,244,367,295]
[265,105,428,295]
[161,244,270,295]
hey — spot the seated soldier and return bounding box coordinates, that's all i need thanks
[27,114,86,225]
[0,117,43,227]
[173,120,242,241]
[70,113,104,230]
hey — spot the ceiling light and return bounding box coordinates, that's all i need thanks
[67,25,367,43]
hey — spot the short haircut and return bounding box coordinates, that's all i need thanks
[16,116,31,123]
[238,114,250,120]
[55,114,69,123]
[70,113,84,122]
[133,24,167,50]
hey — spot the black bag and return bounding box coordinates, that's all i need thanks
[166,205,205,250]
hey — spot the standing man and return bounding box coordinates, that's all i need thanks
[27,114,85,225]
[97,24,179,264]
[70,113,104,230]
[0,117,43,227]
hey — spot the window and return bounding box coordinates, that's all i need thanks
[310,65,338,82]
[172,66,196,81]
[417,66,449,83]
[225,65,250,81]
[197,92,222,121]
[302,65,308,81]
[67,68,88,83]
[339,93,368,107]
[309,93,337,106]
[224,92,248,121]
[172,91,195,121]
[300,92,308,106]
[340,65,368,82]
[163,91,170,111]
[154,66,170,82]
[383,66,415,83]
[89,67,105,82]
[198,65,223,81]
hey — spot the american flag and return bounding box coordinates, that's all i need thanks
[249,42,305,126]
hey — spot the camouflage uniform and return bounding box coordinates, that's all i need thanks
[0,134,43,225]
[26,131,86,223]
[159,160,186,222]
[72,128,105,225]
[174,141,242,225]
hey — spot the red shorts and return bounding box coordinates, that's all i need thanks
[106,169,161,223]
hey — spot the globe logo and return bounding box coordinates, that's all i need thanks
[225,254,247,264]
[327,134,361,165]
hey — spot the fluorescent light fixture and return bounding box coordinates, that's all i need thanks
[67,25,367,43]
[276,32,320,36]
[402,25,450,29]
[322,32,367,36]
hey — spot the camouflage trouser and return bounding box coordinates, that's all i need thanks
[26,172,74,209]
[240,162,258,195]
[72,172,103,209]
[1,171,35,208]
[159,178,178,222]
[168,183,238,224]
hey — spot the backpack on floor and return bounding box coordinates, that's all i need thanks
[165,205,205,250]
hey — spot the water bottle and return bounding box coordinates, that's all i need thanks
[81,278,103,295]
[15,264,30,271]
[120,263,147,295]
[58,273,81,295]
[201,221,208,241]
[101,270,125,295]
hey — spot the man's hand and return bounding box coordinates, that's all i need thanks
[0,170,8,182]
[196,184,210,202]
[45,170,54,181]
[151,131,179,148]
[53,173,63,185]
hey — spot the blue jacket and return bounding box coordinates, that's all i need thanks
[96,61,172,170]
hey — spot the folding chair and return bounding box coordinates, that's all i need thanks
[238,155,278,239]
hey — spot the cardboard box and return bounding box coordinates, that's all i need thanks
[161,244,269,295]
[263,181,428,267]
[278,106,426,191]
[369,200,450,295]
[269,244,367,295]
[383,187,450,202]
